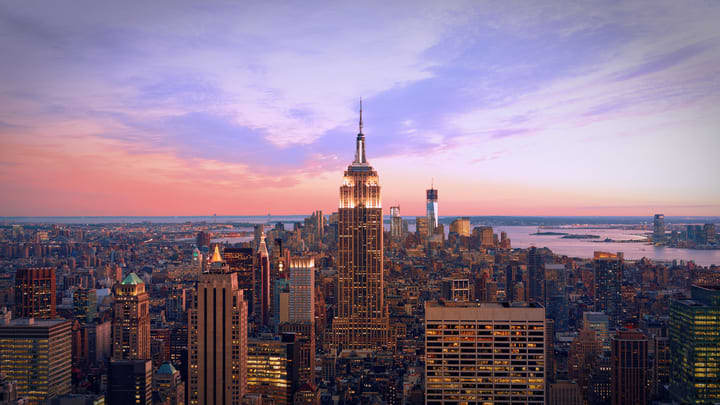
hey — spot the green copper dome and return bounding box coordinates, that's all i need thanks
[121,272,143,285]
[157,362,177,375]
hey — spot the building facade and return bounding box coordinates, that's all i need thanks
[0,318,72,404]
[426,186,438,234]
[611,329,649,405]
[332,103,389,350]
[112,273,150,360]
[425,301,545,404]
[188,247,248,405]
[14,267,56,319]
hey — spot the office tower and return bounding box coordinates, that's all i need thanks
[196,231,211,248]
[568,327,600,393]
[309,210,324,237]
[289,258,314,323]
[14,267,56,319]
[188,246,248,405]
[222,247,255,316]
[257,234,271,327]
[425,301,545,404]
[669,285,720,404]
[651,334,670,399]
[548,380,583,405]
[154,362,185,405]
[83,320,111,365]
[415,216,429,240]
[279,322,315,387]
[652,214,665,243]
[107,359,152,405]
[0,318,72,403]
[473,226,494,248]
[449,217,470,237]
[273,278,290,327]
[247,333,299,405]
[73,288,97,323]
[505,261,522,303]
[527,246,544,304]
[166,286,188,322]
[703,223,716,244]
[583,312,611,353]
[333,102,389,350]
[611,329,649,405]
[112,273,150,360]
[253,224,264,250]
[545,264,568,331]
[593,251,624,328]
[426,185,438,234]
[500,231,511,249]
[390,206,402,240]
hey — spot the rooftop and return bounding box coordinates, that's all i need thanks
[121,272,143,285]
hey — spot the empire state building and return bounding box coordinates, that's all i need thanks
[332,101,389,349]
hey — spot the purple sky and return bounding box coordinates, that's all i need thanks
[0,1,719,216]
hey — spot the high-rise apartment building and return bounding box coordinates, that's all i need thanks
[188,246,248,405]
[653,214,665,243]
[222,247,255,316]
[14,267,56,319]
[426,185,438,234]
[593,252,624,328]
[449,217,470,237]
[332,102,389,350]
[0,317,72,403]
[112,273,150,360]
[425,301,545,404]
[669,285,720,404]
[390,206,402,240]
[247,333,299,405]
[611,329,649,405]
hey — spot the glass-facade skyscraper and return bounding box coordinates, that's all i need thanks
[669,285,720,404]
[426,186,438,234]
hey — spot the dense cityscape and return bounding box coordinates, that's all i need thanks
[0,114,718,405]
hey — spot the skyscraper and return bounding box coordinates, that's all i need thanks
[653,214,665,243]
[108,359,152,405]
[0,317,72,403]
[188,245,248,405]
[247,333,299,405]
[449,217,470,237]
[333,101,389,350]
[390,206,402,240]
[426,184,438,234]
[611,329,649,405]
[527,246,544,304]
[112,273,150,360]
[593,251,624,328]
[583,311,611,353]
[222,247,255,316]
[73,288,97,323]
[289,258,314,323]
[257,234,271,327]
[415,216,429,240]
[425,301,545,404]
[669,285,720,404]
[14,267,56,319]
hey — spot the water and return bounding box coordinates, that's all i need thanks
[494,226,720,266]
[3,216,718,266]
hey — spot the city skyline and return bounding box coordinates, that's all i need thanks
[1,1,719,216]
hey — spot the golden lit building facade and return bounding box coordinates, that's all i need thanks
[189,246,248,405]
[0,318,72,404]
[247,334,298,405]
[425,301,545,405]
[112,273,150,360]
[332,102,389,350]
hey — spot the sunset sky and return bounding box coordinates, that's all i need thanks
[1,1,719,216]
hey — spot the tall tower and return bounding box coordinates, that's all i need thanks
[112,273,150,360]
[653,214,665,243]
[333,100,388,349]
[426,183,438,234]
[14,267,56,319]
[189,245,248,405]
[611,329,649,405]
[257,234,271,327]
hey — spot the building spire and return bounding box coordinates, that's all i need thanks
[359,97,363,134]
[353,98,367,164]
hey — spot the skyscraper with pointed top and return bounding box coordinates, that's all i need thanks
[332,100,389,349]
[257,232,271,327]
[426,181,438,235]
